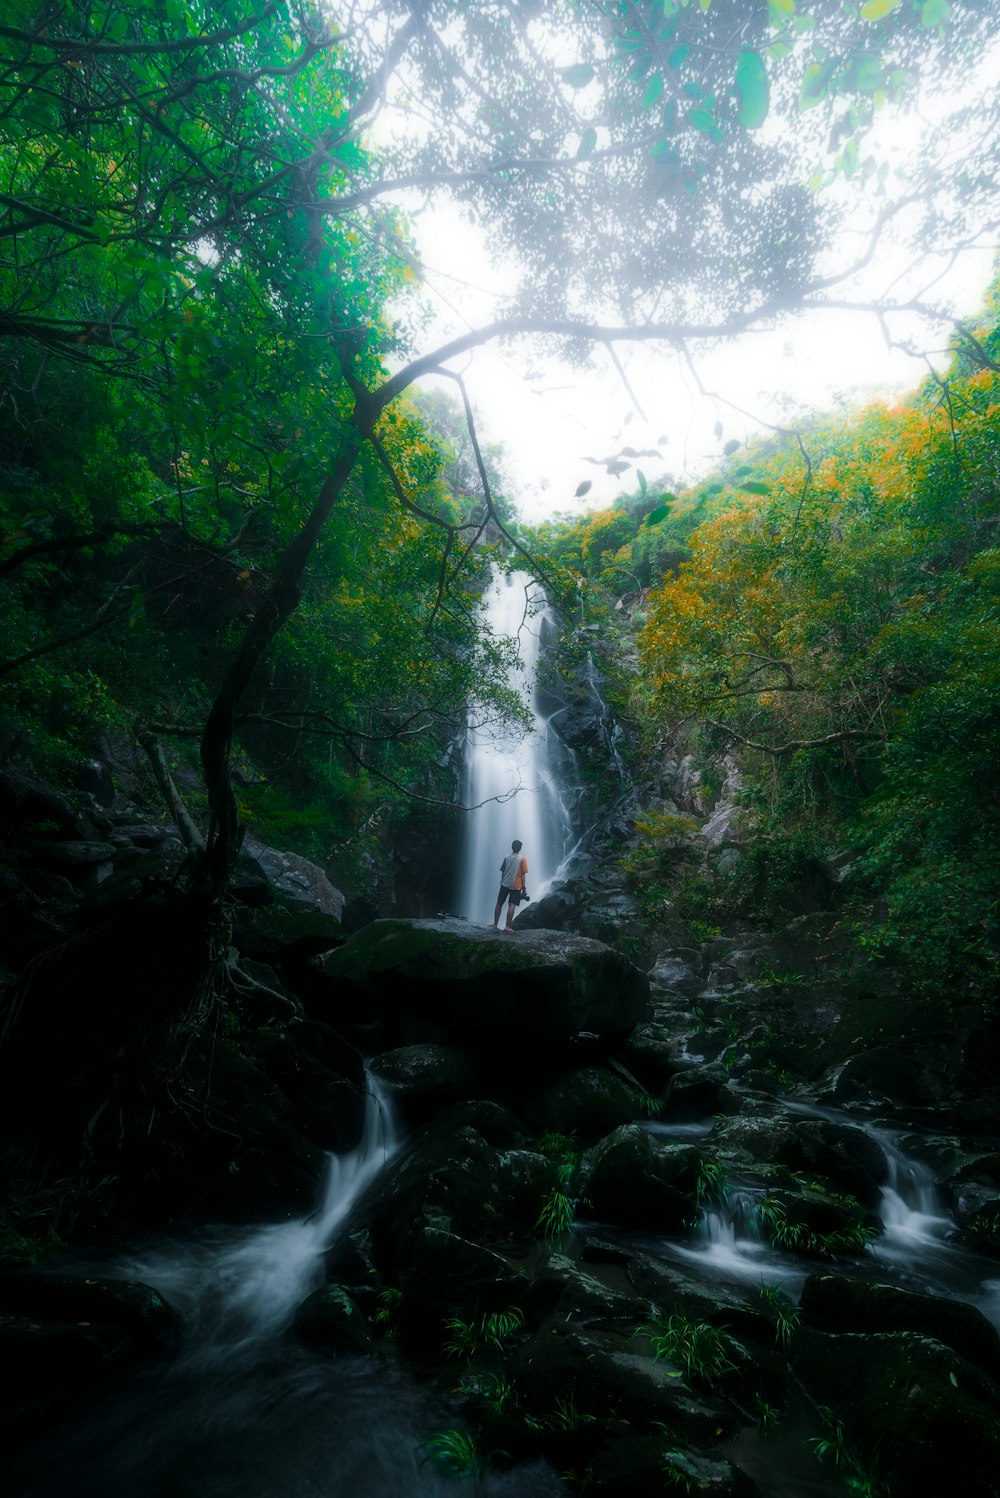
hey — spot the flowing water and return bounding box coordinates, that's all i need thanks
[6,1084,559,1498]
[456,569,579,924]
[11,611,1000,1493]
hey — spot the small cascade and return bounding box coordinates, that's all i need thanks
[123,1077,397,1364]
[669,1181,808,1296]
[457,569,579,923]
[871,1126,952,1251]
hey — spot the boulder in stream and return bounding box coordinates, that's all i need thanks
[318,917,649,1061]
[578,1125,698,1233]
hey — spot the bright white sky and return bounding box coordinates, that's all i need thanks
[388,42,1000,524]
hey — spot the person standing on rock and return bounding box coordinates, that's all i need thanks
[492,840,528,931]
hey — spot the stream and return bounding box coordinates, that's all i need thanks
[7,570,1000,1497]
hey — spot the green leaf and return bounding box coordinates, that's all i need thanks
[689,107,716,134]
[561,64,594,88]
[669,44,690,68]
[643,74,665,108]
[800,58,836,106]
[644,498,676,525]
[637,469,648,495]
[860,0,900,17]
[578,127,597,159]
[850,53,882,92]
[769,0,795,14]
[735,50,769,129]
[740,481,771,495]
[921,0,950,25]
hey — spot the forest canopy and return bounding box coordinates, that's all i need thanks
[1,0,998,899]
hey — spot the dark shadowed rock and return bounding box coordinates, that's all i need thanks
[401,1228,526,1318]
[252,1025,366,1152]
[319,917,648,1059]
[363,1124,558,1276]
[369,1043,479,1126]
[800,1274,1000,1379]
[793,1326,1000,1497]
[525,1067,639,1139]
[241,835,346,922]
[0,1273,177,1353]
[292,1284,373,1354]
[507,1323,738,1443]
[579,1126,698,1233]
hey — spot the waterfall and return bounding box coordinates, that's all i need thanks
[121,1077,398,1364]
[456,569,578,924]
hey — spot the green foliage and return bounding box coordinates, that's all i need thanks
[549,1395,596,1432]
[758,1283,802,1349]
[420,1429,486,1477]
[694,1159,732,1211]
[808,1408,884,1496]
[443,1305,525,1361]
[374,1286,403,1335]
[645,1313,740,1387]
[537,1130,580,1187]
[535,1189,575,1238]
[759,1199,876,1259]
[0,1151,112,1269]
[459,1372,518,1415]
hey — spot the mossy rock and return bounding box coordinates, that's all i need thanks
[319,917,648,1059]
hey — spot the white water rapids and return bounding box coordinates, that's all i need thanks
[121,1076,399,1366]
[456,569,579,925]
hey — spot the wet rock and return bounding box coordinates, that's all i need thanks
[647,955,702,996]
[292,1284,373,1355]
[620,1023,685,1091]
[252,1026,366,1151]
[0,770,83,839]
[319,917,649,1061]
[401,1228,525,1318]
[793,1327,1000,1498]
[621,1253,776,1349]
[0,1272,177,1353]
[659,1449,759,1498]
[364,1124,557,1275]
[579,1125,698,1234]
[0,1315,133,1388]
[507,1323,738,1443]
[662,1061,731,1120]
[525,1067,639,1139]
[369,1043,479,1126]
[831,1046,935,1106]
[527,1252,642,1327]
[800,1275,1000,1380]
[240,835,346,922]
[711,1114,886,1207]
[429,1099,525,1150]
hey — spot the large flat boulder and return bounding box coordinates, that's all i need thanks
[318,918,649,1056]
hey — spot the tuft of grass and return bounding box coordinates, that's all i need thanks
[459,1372,517,1414]
[373,1285,403,1329]
[758,1282,801,1349]
[536,1188,575,1238]
[443,1305,525,1361]
[808,1408,883,1497]
[759,1199,876,1259]
[645,1313,739,1388]
[549,1394,595,1431]
[421,1429,485,1476]
[694,1159,731,1211]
